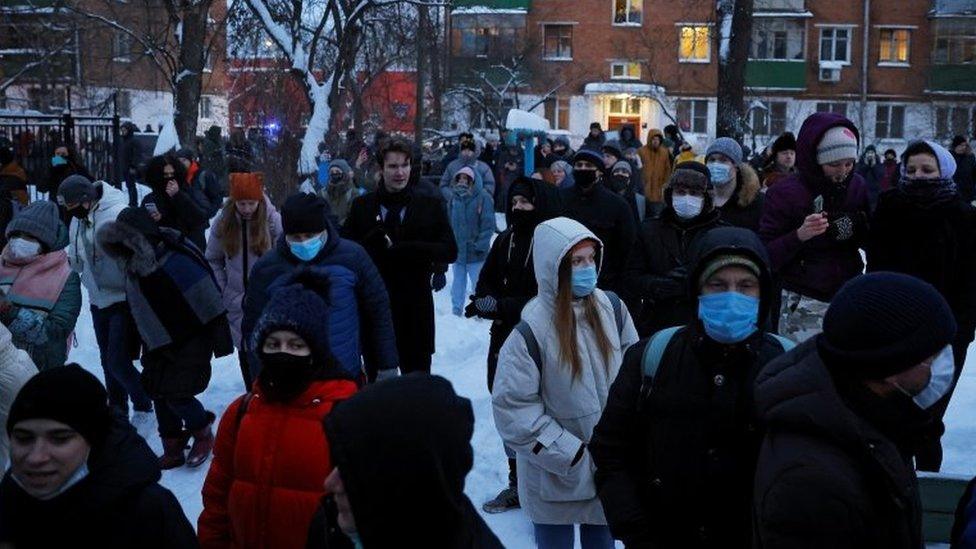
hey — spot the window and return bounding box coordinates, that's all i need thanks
[613,0,642,25]
[751,101,787,136]
[751,19,805,61]
[610,61,641,80]
[113,31,132,62]
[459,28,489,57]
[233,111,245,127]
[676,100,708,133]
[116,90,131,117]
[199,96,213,119]
[454,27,521,58]
[679,25,710,62]
[543,25,572,60]
[544,96,571,130]
[875,105,905,139]
[820,27,851,64]
[816,102,848,117]
[934,20,976,64]
[879,28,910,64]
[608,97,641,115]
[936,106,972,139]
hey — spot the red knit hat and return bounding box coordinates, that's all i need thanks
[230,172,265,201]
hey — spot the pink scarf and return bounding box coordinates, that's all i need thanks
[0,248,72,311]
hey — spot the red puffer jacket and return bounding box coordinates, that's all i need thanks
[198,379,359,549]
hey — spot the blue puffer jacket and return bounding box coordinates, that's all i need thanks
[448,180,495,264]
[241,216,398,381]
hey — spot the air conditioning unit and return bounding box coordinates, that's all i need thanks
[819,68,841,82]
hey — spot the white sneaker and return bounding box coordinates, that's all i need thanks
[130,410,156,440]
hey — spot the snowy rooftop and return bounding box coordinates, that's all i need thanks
[932,0,976,15]
[452,7,528,14]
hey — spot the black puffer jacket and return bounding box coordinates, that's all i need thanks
[591,227,788,549]
[752,340,923,549]
[0,414,198,548]
[560,181,636,294]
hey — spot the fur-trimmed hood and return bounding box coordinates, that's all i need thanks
[735,163,761,208]
[96,221,164,277]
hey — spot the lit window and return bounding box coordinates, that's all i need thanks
[875,105,905,139]
[610,61,641,80]
[676,100,708,133]
[543,25,572,60]
[879,28,910,64]
[820,27,851,64]
[679,26,710,62]
[544,96,571,130]
[613,0,641,25]
[608,98,641,115]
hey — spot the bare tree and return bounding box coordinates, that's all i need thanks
[716,0,753,139]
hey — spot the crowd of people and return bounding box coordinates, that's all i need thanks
[0,110,975,549]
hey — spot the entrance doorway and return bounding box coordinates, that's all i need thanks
[607,97,641,132]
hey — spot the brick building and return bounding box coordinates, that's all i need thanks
[447,0,976,153]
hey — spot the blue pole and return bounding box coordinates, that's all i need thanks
[523,135,535,176]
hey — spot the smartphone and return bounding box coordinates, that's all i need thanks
[145,202,159,216]
[813,195,824,214]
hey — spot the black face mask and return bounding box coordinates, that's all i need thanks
[610,174,630,194]
[510,208,537,230]
[573,169,598,190]
[69,205,91,219]
[837,375,936,455]
[257,351,318,402]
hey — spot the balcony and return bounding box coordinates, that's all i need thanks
[453,0,531,10]
[754,0,805,12]
[930,64,976,93]
[745,60,807,89]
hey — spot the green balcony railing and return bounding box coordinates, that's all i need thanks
[745,60,807,89]
[930,64,976,93]
[453,0,531,9]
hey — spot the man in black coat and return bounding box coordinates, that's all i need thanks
[560,148,636,294]
[0,366,198,548]
[344,139,458,375]
[119,122,144,207]
[622,162,724,337]
[591,227,790,548]
[753,272,957,549]
[951,135,976,204]
[175,147,223,218]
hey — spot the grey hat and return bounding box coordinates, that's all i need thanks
[57,174,96,205]
[6,200,62,250]
[175,148,195,161]
[330,159,353,174]
[706,137,744,165]
[611,160,633,175]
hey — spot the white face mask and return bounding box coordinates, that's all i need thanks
[672,195,704,219]
[899,345,956,410]
[8,237,41,259]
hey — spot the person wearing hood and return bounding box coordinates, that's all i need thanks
[345,139,458,376]
[705,137,764,231]
[880,148,901,194]
[206,172,283,389]
[309,374,503,549]
[608,160,652,224]
[753,272,956,549]
[441,139,496,197]
[0,365,197,547]
[98,207,234,469]
[560,149,635,294]
[951,135,976,203]
[663,125,683,158]
[584,122,606,150]
[40,144,93,212]
[0,201,81,371]
[244,193,398,384]
[492,217,638,549]
[761,132,796,190]
[496,144,525,210]
[758,112,870,343]
[867,139,976,472]
[0,145,28,208]
[602,141,624,171]
[448,166,495,316]
[141,154,211,250]
[466,176,563,514]
[199,281,358,549]
[591,227,791,548]
[319,159,362,228]
[675,142,697,164]
[618,125,642,150]
[622,162,724,337]
[200,125,228,193]
[59,175,154,423]
[0,320,36,472]
[855,144,886,212]
[535,140,554,170]
[552,135,575,162]
[226,129,254,174]
[119,122,144,208]
[175,148,224,219]
[550,160,575,190]
[637,129,674,205]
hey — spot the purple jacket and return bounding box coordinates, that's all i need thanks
[205,196,283,347]
[759,113,870,302]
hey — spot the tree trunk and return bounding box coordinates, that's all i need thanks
[428,7,444,130]
[716,0,753,139]
[414,4,429,149]
[173,3,211,146]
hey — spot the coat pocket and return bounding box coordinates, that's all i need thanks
[537,452,596,503]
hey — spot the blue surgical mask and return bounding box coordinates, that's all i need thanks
[51,155,67,167]
[288,233,325,261]
[707,162,733,185]
[672,195,703,219]
[896,345,955,410]
[571,265,598,298]
[698,291,760,344]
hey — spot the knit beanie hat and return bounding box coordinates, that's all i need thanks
[697,254,761,289]
[454,166,476,183]
[817,272,957,380]
[590,122,602,130]
[951,135,968,150]
[254,275,335,369]
[669,161,712,190]
[229,172,265,202]
[175,148,195,162]
[329,159,353,175]
[816,126,859,165]
[771,132,797,156]
[7,364,111,448]
[282,192,327,235]
[706,137,743,165]
[57,174,96,205]
[6,200,62,250]
[509,177,536,202]
[573,148,605,172]
[611,160,632,175]
[602,141,623,160]
[901,140,958,180]
[117,206,161,240]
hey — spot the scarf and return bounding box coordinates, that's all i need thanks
[896,176,958,210]
[0,249,71,311]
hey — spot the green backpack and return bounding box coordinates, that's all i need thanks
[641,326,796,381]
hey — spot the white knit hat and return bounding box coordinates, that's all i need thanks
[816,126,859,165]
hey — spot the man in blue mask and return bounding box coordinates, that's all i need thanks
[591,226,791,549]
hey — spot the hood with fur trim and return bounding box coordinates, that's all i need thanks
[735,163,761,208]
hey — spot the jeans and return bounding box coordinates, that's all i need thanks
[91,303,152,413]
[451,261,484,312]
[154,397,209,437]
[533,524,614,549]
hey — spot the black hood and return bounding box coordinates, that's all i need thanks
[324,374,498,547]
[84,412,161,505]
[504,176,563,231]
[687,226,773,324]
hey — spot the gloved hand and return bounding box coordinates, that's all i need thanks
[431,272,447,292]
[465,295,497,318]
[375,367,399,382]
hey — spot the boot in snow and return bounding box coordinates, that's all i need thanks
[482,486,520,514]
[186,411,216,468]
[159,433,189,470]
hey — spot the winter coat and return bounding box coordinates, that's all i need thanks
[0,322,36,472]
[560,182,636,294]
[448,181,495,264]
[618,125,643,150]
[867,191,976,349]
[40,160,92,197]
[623,208,723,337]
[67,180,129,308]
[758,113,870,302]
[242,218,398,381]
[205,197,284,348]
[343,185,458,359]
[761,165,794,190]
[0,413,198,548]
[142,181,211,251]
[440,142,496,197]
[188,162,224,219]
[591,227,786,548]
[717,163,764,232]
[492,217,639,525]
[320,182,362,228]
[880,159,901,193]
[201,126,228,182]
[752,340,923,549]
[0,160,28,205]
[199,378,358,549]
[119,122,144,181]
[855,157,886,213]
[952,152,976,204]
[583,130,607,150]
[637,129,674,202]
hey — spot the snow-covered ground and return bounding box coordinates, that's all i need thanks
[68,267,976,548]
